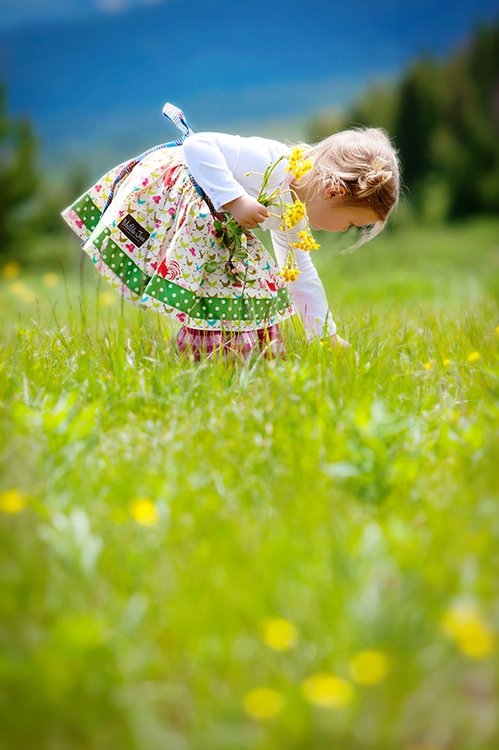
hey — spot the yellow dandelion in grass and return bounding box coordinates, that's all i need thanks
[0,488,27,514]
[279,200,307,230]
[441,602,496,659]
[467,351,480,362]
[292,230,320,252]
[10,281,25,295]
[42,272,59,288]
[2,261,21,279]
[243,687,284,720]
[286,147,313,181]
[301,672,354,708]
[99,291,115,307]
[130,497,159,526]
[348,650,390,684]
[261,617,297,652]
[442,358,452,367]
[10,281,36,303]
[423,361,432,370]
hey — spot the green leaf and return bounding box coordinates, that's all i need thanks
[202,261,220,273]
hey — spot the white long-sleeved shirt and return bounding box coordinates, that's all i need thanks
[182,131,337,338]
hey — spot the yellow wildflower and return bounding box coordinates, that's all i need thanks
[441,602,496,659]
[42,272,59,288]
[130,497,159,526]
[287,146,305,162]
[280,200,307,230]
[467,351,480,362]
[286,146,313,181]
[424,361,432,370]
[442,358,451,366]
[278,266,301,282]
[348,650,390,684]
[2,261,21,279]
[99,291,115,307]
[495,325,499,335]
[292,230,320,252]
[243,687,284,720]
[0,488,27,514]
[10,281,36,303]
[261,617,297,652]
[301,673,354,708]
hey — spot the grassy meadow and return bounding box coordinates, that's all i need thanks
[1,217,498,749]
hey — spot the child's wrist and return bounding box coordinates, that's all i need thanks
[222,195,246,211]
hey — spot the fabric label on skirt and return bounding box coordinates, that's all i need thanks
[117,214,150,247]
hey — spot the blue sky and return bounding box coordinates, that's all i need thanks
[0,0,172,32]
[2,0,497,38]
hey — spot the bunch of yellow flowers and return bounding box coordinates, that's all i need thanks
[292,230,320,252]
[286,146,313,181]
[278,266,301,282]
[279,199,307,230]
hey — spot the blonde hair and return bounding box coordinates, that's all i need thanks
[288,126,400,251]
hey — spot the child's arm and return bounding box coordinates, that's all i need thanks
[270,225,337,341]
[183,132,246,209]
[182,131,281,226]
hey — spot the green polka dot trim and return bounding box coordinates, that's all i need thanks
[100,235,151,295]
[72,194,102,233]
[148,277,292,321]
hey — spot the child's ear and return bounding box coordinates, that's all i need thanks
[325,177,347,198]
[325,184,347,199]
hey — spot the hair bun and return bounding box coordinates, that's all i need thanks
[357,156,393,197]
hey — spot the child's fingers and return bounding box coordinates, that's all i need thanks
[245,214,266,228]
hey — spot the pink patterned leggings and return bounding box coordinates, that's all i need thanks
[175,324,286,361]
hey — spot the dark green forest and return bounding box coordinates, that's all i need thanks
[1,21,497,263]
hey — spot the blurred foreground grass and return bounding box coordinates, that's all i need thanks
[0,218,498,749]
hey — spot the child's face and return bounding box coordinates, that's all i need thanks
[303,190,379,232]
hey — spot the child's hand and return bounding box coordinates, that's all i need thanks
[222,195,270,229]
[330,334,351,348]
[330,334,359,363]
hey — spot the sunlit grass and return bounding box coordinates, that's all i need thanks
[0,218,498,749]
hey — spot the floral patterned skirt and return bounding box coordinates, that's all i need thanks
[60,144,294,357]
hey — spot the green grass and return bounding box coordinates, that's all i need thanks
[1,218,498,749]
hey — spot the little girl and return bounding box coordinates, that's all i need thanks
[60,102,400,360]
